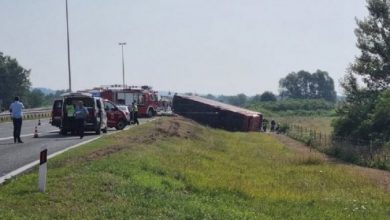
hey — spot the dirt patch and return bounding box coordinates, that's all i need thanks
[270,133,390,192]
[82,117,197,161]
[155,117,196,139]
[85,146,123,161]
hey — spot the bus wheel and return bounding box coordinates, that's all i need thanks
[60,128,67,135]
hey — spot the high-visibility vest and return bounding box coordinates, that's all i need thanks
[66,104,75,117]
[133,104,138,112]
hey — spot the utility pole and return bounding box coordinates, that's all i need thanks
[66,0,72,92]
[119,42,127,90]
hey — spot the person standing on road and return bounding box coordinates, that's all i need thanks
[9,96,24,143]
[74,101,89,139]
[132,101,139,125]
[64,99,75,133]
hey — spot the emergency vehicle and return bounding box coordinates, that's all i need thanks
[99,85,158,117]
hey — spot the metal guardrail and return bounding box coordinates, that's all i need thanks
[0,107,50,116]
[0,110,51,123]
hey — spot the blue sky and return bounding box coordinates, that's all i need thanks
[0,0,367,95]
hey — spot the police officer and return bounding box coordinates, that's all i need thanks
[75,101,89,139]
[9,96,24,143]
[132,101,139,125]
[64,99,75,133]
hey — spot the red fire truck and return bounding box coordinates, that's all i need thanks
[99,85,159,117]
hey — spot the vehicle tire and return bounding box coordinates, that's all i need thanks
[115,120,126,130]
[60,128,67,135]
[147,109,153,118]
[95,123,101,135]
[102,126,107,133]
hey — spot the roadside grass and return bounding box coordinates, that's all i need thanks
[0,117,389,219]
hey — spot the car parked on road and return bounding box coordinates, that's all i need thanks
[103,100,129,130]
[55,93,108,135]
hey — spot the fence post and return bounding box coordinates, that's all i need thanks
[369,139,373,161]
[324,133,326,147]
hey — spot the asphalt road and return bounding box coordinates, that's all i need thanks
[0,118,55,141]
[0,118,150,180]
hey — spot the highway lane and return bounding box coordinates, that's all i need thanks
[0,118,55,141]
[0,118,151,181]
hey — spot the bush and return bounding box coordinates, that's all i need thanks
[278,124,289,133]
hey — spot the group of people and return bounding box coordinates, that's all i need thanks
[10,96,89,143]
[261,119,279,133]
[8,96,140,144]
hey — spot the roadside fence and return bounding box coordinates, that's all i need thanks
[284,124,390,170]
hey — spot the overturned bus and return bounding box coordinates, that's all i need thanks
[172,95,262,132]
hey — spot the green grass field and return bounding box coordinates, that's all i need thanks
[276,116,334,134]
[0,117,389,219]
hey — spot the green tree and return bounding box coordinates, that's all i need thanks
[26,89,46,108]
[251,94,262,102]
[228,93,247,107]
[203,94,216,100]
[333,0,390,142]
[0,52,31,107]
[371,89,390,140]
[260,91,277,102]
[352,0,390,90]
[279,70,336,102]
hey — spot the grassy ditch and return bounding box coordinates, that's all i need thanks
[276,116,390,170]
[0,117,389,219]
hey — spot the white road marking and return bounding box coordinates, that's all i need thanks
[0,136,101,184]
[0,134,34,141]
[0,130,59,141]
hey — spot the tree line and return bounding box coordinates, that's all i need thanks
[198,68,338,116]
[0,52,64,110]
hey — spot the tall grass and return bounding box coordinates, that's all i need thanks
[276,116,334,134]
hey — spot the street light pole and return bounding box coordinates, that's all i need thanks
[65,0,72,92]
[119,42,127,90]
